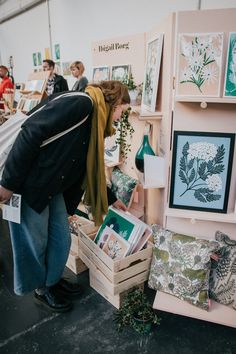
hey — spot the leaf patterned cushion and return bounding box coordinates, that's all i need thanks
[148,225,219,310]
[111,167,138,207]
[209,231,236,310]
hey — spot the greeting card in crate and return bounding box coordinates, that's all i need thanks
[78,207,153,308]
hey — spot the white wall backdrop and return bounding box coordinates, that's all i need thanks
[0,0,236,83]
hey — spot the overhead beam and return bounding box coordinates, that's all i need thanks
[0,0,45,24]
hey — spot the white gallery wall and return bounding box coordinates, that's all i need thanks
[0,0,236,83]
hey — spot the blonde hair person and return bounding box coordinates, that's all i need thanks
[70,61,88,92]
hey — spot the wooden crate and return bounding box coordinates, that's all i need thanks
[78,224,153,296]
[69,215,98,254]
[89,270,144,309]
[66,250,88,274]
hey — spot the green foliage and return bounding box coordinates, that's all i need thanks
[113,288,161,334]
[114,107,134,161]
[122,73,137,91]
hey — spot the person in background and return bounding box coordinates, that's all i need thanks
[0,81,129,313]
[43,59,68,96]
[70,61,88,92]
[0,65,14,110]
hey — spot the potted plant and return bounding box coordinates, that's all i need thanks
[122,73,138,105]
[114,288,161,334]
[114,107,134,161]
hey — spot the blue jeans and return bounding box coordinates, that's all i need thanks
[8,194,71,295]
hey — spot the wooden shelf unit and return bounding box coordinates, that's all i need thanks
[175,96,236,104]
[165,208,236,224]
[153,291,236,328]
[131,105,163,120]
[154,8,236,329]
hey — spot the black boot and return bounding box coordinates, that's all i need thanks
[51,278,83,298]
[34,287,72,312]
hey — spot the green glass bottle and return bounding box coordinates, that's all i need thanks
[135,132,155,173]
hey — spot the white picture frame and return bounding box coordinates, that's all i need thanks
[92,66,110,83]
[141,34,164,112]
[111,64,130,82]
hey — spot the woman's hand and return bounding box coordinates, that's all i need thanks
[0,186,13,204]
[113,199,127,212]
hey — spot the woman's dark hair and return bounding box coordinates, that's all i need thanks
[90,80,130,108]
[43,59,55,68]
[0,65,9,75]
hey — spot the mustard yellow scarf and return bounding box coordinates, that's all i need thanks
[84,86,115,225]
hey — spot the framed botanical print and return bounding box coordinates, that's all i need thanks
[111,64,130,82]
[224,32,236,97]
[169,131,235,213]
[141,34,163,112]
[92,66,110,83]
[176,32,224,97]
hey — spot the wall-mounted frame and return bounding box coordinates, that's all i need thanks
[224,32,236,98]
[141,34,163,112]
[111,64,130,82]
[176,32,224,98]
[169,131,235,213]
[92,66,110,83]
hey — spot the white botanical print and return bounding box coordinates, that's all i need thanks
[179,33,223,94]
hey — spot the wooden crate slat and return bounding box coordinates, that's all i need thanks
[79,242,151,284]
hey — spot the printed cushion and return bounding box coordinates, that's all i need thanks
[209,231,236,310]
[111,167,138,208]
[148,224,219,310]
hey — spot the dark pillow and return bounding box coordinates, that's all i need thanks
[209,231,236,310]
[111,167,138,208]
[148,224,219,310]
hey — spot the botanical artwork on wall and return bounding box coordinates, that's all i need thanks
[62,62,71,76]
[32,53,37,67]
[224,32,236,97]
[92,66,110,82]
[169,131,235,213]
[176,33,224,97]
[141,34,163,112]
[37,52,42,66]
[54,44,60,60]
[111,65,130,82]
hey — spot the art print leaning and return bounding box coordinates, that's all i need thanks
[141,34,163,112]
[169,131,235,213]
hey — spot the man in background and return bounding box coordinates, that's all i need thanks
[43,59,68,96]
[0,65,14,110]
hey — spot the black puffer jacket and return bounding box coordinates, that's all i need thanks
[1,92,116,215]
[53,74,69,93]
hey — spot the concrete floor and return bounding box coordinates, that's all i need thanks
[0,217,236,354]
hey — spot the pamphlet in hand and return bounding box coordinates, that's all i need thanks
[2,193,21,224]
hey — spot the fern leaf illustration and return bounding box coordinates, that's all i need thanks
[188,168,195,183]
[179,170,188,184]
[214,145,225,164]
[182,142,189,156]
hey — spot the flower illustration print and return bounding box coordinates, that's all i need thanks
[178,141,225,203]
[179,33,223,93]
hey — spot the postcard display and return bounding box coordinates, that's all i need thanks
[16,71,49,113]
[152,8,236,328]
